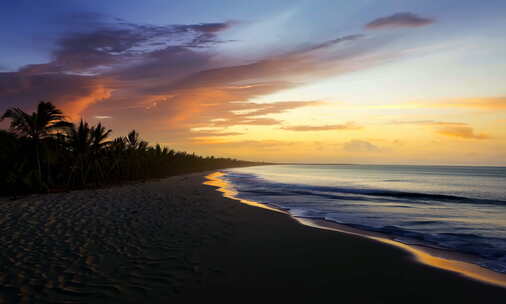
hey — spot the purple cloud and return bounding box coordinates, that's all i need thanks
[366,12,434,30]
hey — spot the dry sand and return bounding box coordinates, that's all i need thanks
[0,172,505,303]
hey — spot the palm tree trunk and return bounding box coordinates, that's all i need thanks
[47,159,52,187]
[35,142,42,189]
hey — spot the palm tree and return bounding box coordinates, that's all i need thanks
[125,130,148,151]
[123,130,149,179]
[66,120,93,185]
[1,101,71,188]
[90,123,112,154]
[89,123,112,183]
[65,121,113,186]
[1,103,261,194]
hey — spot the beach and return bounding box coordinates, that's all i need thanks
[1,171,505,303]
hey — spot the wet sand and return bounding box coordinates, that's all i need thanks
[0,172,505,303]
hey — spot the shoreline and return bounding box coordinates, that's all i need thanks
[1,170,505,302]
[204,171,506,289]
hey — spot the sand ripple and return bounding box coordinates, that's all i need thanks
[0,174,230,303]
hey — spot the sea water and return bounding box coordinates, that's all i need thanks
[221,164,506,273]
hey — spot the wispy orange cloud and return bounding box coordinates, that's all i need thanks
[437,126,490,140]
[388,120,467,126]
[437,97,506,110]
[387,120,490,140]
[0,73,114,121]
[190,138,297,150]
[189,129,244,140]
[59,85,113,120]
[371,97,506,111]
[359,97,506,112]
[281,122,361,131]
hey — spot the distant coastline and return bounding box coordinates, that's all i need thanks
[274,162,506,168]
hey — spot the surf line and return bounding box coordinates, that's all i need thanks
[204,171,506,289]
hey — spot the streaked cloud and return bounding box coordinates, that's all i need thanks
[191,139,297,151]
[437,126,490,140]
[20,18,232,76]
[0,73,113,120]
[387,120,491,140]
[305,34,363,52]
[366,12,434,30]
[360,97,506,111]
[388,120,467,126]
[190,132,244,140]
[209,101,325,128]
[281,122,361,131]
[436,97,506,110]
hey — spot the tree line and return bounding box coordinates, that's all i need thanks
[0,101,263,195]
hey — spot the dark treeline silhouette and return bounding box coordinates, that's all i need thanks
[0,102,264,195]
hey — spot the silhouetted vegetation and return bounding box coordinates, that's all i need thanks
[0,102,263,195]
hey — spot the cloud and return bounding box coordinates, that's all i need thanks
[208,100,324,128]
[437,126,489,140]
[191,139,297,151]
[304,34,363,52]
[21,18,232,76]
[192,132,243,137]
[0,72,113,120]
[281,122,361,131]
[190,132,244,141]
[188,128,244,139]
[343,140,381,152]
[437,97,506,110]
[0,16,232,122]
[388,120,467,126]
[386,120,490,140]
[362,97,506,111]
[0,11,416,146]
[366,12,434,30]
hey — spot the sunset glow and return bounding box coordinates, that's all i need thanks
[1,0,505,165]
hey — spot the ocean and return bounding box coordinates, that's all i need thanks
[220,164,506,274]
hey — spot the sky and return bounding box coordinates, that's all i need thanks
[1,0,505,165]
